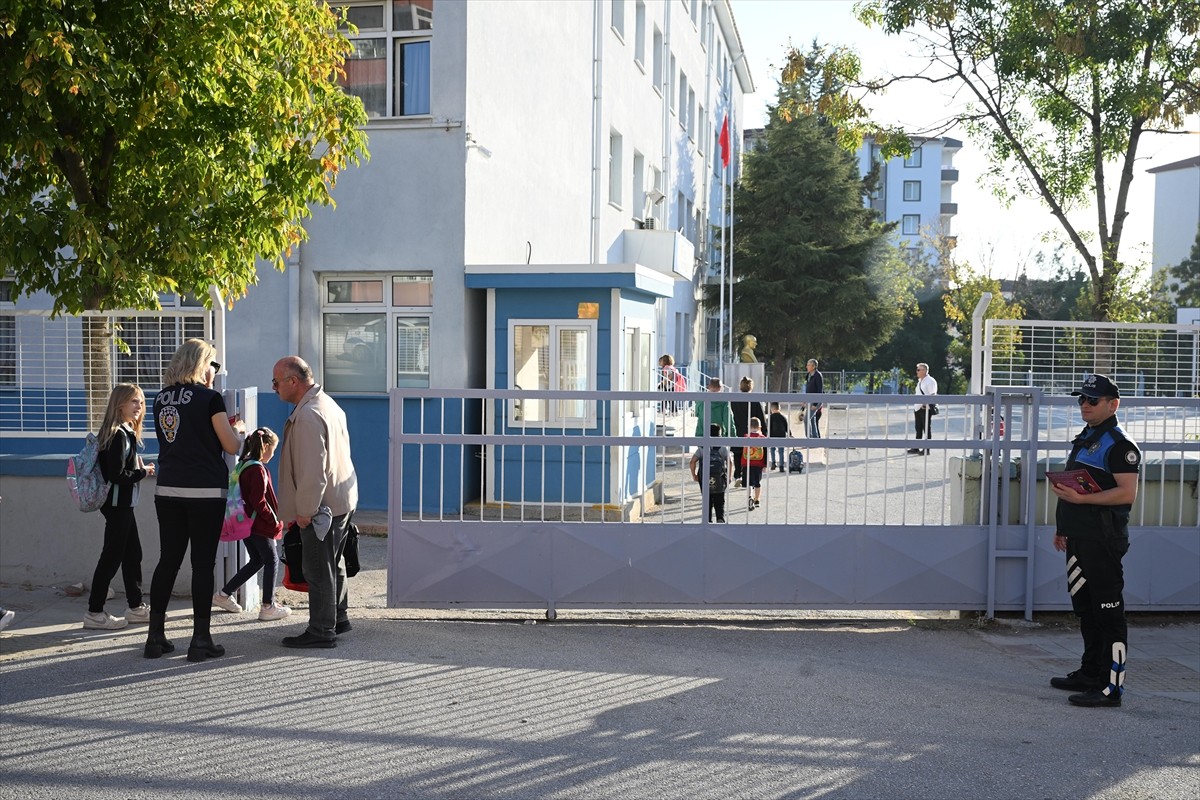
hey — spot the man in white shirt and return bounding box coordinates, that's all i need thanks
[909,362,938,455]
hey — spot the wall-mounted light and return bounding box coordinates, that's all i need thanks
[466,131,492,158]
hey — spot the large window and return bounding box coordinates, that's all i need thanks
[903,180,921,201]
[904,146,923,167]
[337,1,432,118]
[321,274,432,392]
[902,214,921,235]
[509,320,597,426]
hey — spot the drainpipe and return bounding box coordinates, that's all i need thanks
[208,285,226,394]
[289,245,301,354]
[590,0,604,264]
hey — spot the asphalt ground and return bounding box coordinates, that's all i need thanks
[2,536,1198,799]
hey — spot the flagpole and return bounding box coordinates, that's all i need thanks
[726,61,735,366]
[718,166,725,378]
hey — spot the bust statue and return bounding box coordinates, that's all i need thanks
[740,335,758,363]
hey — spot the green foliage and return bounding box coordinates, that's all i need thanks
[0,0,369,314]
[858,0,1200,321]
[943,262,1025,382]
[1073,266,1174,324]
[1167,227,1200,308]
[1011,246,1091,321]
[727,62,921,390]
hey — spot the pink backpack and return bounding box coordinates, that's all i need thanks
[220,460,260,542]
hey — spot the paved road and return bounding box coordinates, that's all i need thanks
[1,537,1196,800]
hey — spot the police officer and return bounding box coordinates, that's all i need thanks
[1049,374,1140,708]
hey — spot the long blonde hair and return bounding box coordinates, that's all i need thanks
[163,338,215,386]
[98,384,146,450]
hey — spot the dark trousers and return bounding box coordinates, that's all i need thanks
[299,514,350,639]
[914,408,932,440]
[708,491,726,522]
[731,447,744,481]
[1066,535,1130,696]
[150,497,224,622]
[89,505,143,613]
[221,535,278,605]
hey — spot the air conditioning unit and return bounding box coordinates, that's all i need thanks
[642,217,657,230]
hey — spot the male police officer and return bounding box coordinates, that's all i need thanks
[1049,374,1140,708]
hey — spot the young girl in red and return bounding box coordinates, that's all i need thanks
[212,428,291,620]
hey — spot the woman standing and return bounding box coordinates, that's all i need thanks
[146,339,244,661]
[729,376,765,488]
[84,384,156,630]
[212,427,291,621]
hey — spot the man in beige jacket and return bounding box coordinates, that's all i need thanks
[274,356,358,648]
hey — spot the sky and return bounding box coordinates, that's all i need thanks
[730,0,1200,280]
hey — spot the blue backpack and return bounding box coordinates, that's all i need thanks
[67,433,110,513]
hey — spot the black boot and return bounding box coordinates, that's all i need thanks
[187,613,225,663]
[144,611,175,659]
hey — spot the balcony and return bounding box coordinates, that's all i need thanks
[622,227,696,281]
[940,202,958,215]
[941,168,959,183]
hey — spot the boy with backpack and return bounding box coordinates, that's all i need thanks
[690,423,732,523]
[742,418,768,510]
[768,402,790,471]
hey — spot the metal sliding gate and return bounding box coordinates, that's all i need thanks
[386,388,1200,618]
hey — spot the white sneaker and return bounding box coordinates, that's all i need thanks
[212,593,243,613]
[258,602,292,621]
[0,609,14,632]
[83,611,127,630]
[126,603,151,623]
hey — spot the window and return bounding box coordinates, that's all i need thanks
[903,180,921,201]
[321,274,432,392]
[651,27,663,92]
[509,321,597,426]
[698,105,706,153]
[609,130,623,206]
[678,72,688,128]
[634,2,646,67]
[611,0,624,38]
[700,2,708,49]
[632,151,645,220]
[687,88,696,140]
[337,1,432,118]
[677,191,686,233]
[690,0,699,26]
[902,214,920,235]
[669,54,676,112]
[904,147,923,167]
[0,279,14,387]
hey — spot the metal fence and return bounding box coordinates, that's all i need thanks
[0,309,211,434]
[985,319,1200,397]
[387,388,1199,616]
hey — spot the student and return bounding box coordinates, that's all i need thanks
[742,417,768,510]
[213,428,291,621]
[768,402,790,471]
[84,384,156,630]
[690,423,732,523]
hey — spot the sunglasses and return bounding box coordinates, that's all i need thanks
[210,361,221,373]
[1076,395,1108,406]
[271,375,295,389]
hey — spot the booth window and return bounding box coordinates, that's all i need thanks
[321,274,431,392]
[509,320,597,427]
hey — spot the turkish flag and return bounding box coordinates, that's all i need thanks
[718,114,730,168]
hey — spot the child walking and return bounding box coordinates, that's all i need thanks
[212,428,291,621]
[742,418,768,510]
[768,402,790,471]
[85,384,156,630]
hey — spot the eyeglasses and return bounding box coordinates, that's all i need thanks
[1077,395,1106,406]
[271,375,294,389]
[210,361,221,373]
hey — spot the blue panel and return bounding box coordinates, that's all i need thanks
[493,287,613,394]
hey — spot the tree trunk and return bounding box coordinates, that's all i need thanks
[83,315,113,431]
[771,356,794,393]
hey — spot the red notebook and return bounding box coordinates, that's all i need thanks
[1046,468,1104,494]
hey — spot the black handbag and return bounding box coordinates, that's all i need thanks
[280,524,307,592]
[929,404,939,415]
[343,521,361,578]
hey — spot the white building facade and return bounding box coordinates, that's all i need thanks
[859,135,962,259]
[1148,155,1200,292]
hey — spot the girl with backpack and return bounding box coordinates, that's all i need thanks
[84,384,156,630]
[212,427,291,621]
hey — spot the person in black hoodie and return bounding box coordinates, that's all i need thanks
[729,376,765,487]
[84,384,155,630]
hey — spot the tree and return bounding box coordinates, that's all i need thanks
[727,65,919,392]
[943,261,1025,389]
[858,0,1200,322]
[1,1,368,423]
[1167,227,1200,308]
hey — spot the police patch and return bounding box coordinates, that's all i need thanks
[1087,441,1101,454]
[1125,450,1139,465]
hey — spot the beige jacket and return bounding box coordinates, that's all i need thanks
[278,384,358,521]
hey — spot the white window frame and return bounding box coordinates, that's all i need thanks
[609,130,623,208]
[507,319,598,427]
[338,0,432,120]
[903,180,921,201]
[319,273,432,393]
[651,27,663,93]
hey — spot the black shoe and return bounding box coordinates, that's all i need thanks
[335,620,352,635]
[1068,688,1121,707]
[907,448,922,454]
[282,631,337,649]
[1051,670,1100,692]
[186,636,225,663]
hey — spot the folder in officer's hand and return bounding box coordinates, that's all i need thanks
[1046,468,1103,494]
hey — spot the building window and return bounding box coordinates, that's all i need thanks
[337,1,432,119]
[678,72,688,129]
[632,151,645,221]
[904,146,923,167]
[698,105,706,153]
[903,180,921,201]
[321,273,432,392]
[611,0,624,38]
[652,27,663,92]
[669,54,677,112]
[634,2,646,67]
[902,214,920,235]
[609,130,623,207]
[509,320,597,426]
[687,87,696,140]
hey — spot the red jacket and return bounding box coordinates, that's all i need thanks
[239,462,283,539]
